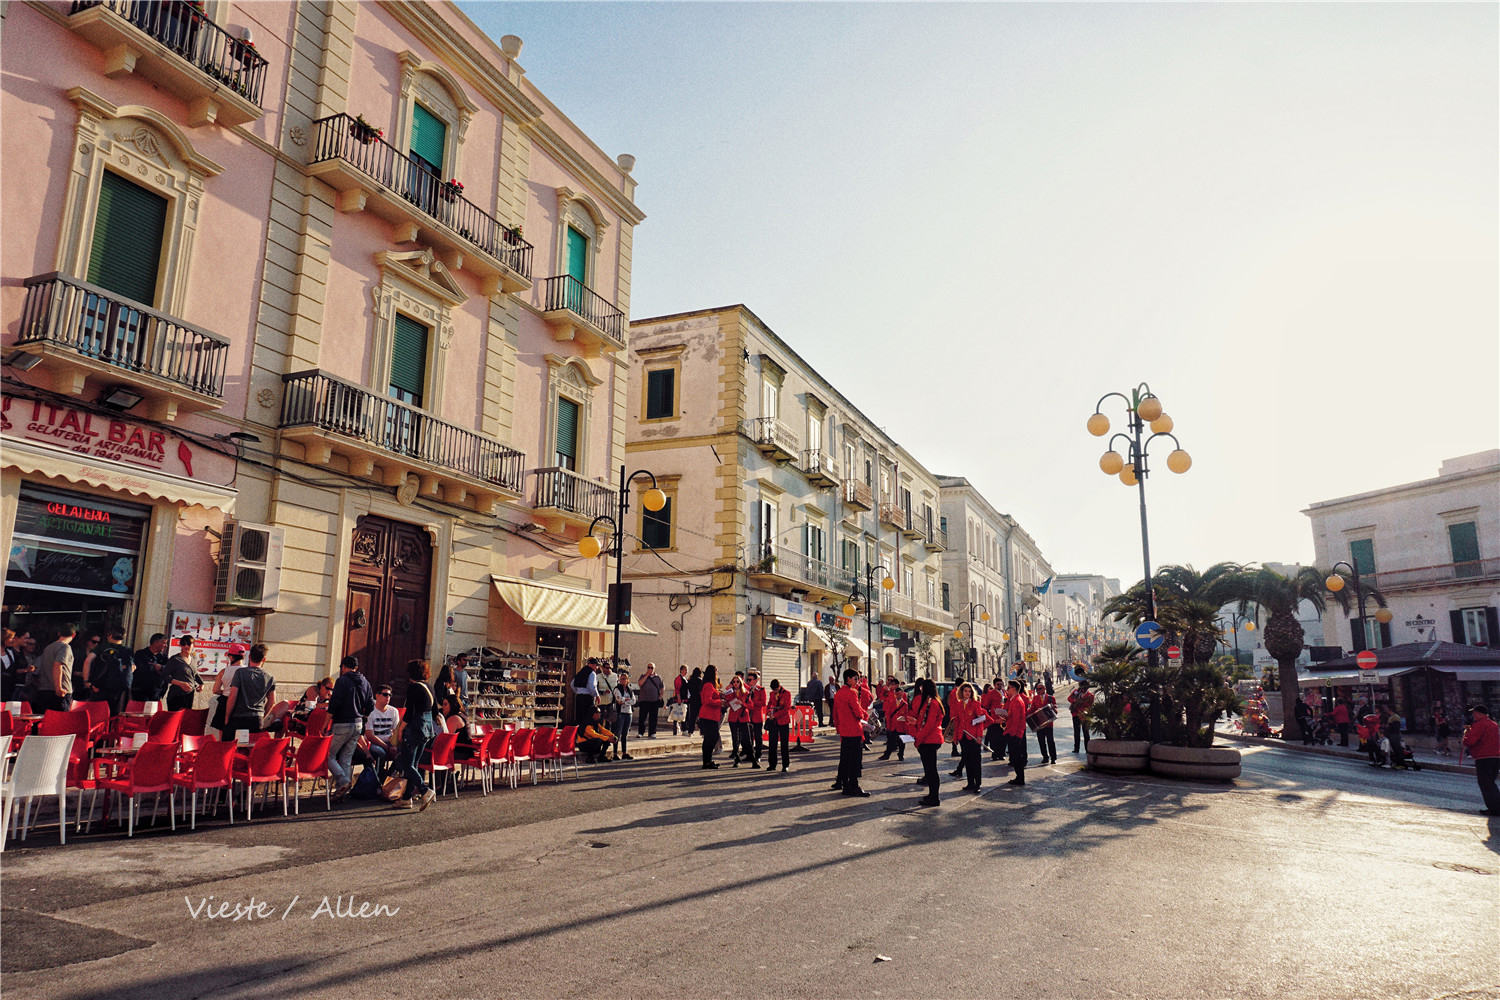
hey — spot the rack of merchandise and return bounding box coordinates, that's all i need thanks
[462,647,538,729]
[533,645,568,727]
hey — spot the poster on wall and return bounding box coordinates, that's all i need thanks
[170,610,255,677]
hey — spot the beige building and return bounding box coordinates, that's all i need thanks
[621,305,953,691]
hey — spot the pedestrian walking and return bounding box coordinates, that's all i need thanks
[33,622,77,713]
[391,659,439,812]
[1383,707,1408,769]
[221,643,276,743]
[725,675,751,767]
[1003,680,1029,786]
[572,659,599,727]
[912,679,944,807]
[765,678,793,773]
[951,682,987,794]
[698,665,722,769]
[612,668,635,760]
[878,679,908,761]
[84,624,132,716]
[687,666,704,735]
[1432,702,1452,756]
[824,672,840,732]
[831,667,871,797]
[637,662,665,738]
[746,670,767,766]
[327,655,374,800]
[1460,704,1500,815]
[1069,683,1094,753]
[1032,683,1058,765]
[803,672,824,726]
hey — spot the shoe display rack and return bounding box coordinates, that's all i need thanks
[462,646,539,729]
[533,644,568,727]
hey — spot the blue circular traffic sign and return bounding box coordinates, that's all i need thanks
[1135,621,1165,650]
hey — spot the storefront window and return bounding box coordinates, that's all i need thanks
[3,485,150,638]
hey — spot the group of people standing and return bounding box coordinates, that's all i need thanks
[691,665,796,773]
[569,660,675,762]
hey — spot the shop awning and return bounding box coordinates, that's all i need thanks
[1299,667,1415,686]
[491,576,656,635]
[844,635,870,658]
[806,629,828,651]
[2,437,236,512]
[1419,665,1500,682]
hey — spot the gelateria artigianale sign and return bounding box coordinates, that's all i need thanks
[1,397,196,477]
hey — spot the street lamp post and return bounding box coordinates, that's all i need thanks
[952,603,989,682]
[843,564,895,683]
[578,465,667,674]
[1324,559,1392,654]
[1087,383,1192,675]
[1220,607,1258,665]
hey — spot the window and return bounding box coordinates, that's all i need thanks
[927,578,937,606]
[901,487,912,516]
[807,411,822,453]
[409,103,447,176]
[802,524,826,563]
[566,226,589,287]
[842,539,860,575]
[88,171,168,306]
[1457,608,1494,647]
[1348,538,1376,576]
[903,568,914,595]
[864,458,872,487]
[644,368,676,420]
[844,442,856,480]
[389,314,429,406]
[762,378,779,420]
[555,396,580,470]
[1448,521,1481,577]
[641,496,672,550]
[941,582,950,611]
[751,498,777,562]
[1356,616,1391,650]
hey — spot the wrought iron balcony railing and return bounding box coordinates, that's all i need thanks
[280,370,525,494]
[71,1,268,108]
[841,479,873,510]
[741,417,799,457]
[1373,558,1500,591]
[310,114,533,280]
[748,544,856,595]
[531,466,616,521]
[16,272,229,399]
[878,502,909,531]
[541,275,624,343]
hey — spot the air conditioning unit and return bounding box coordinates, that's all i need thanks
[215,520,284,609]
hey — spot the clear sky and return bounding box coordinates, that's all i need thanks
[462,1,1498,586]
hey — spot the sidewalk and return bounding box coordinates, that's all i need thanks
[1218,730,1477,776]
[599,725,839,761]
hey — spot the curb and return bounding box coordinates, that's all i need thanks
[1218,733,1477,776]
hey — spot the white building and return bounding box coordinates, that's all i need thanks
[1303,450,1500,653]
[937,476,1012,679]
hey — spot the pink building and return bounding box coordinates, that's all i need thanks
[2,2,643,722]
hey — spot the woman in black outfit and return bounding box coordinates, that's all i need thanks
[686,666,704,734]
[393,659,439,812]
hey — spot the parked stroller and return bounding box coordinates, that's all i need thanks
[1307,715,1336,746]
[1387,739,1423,771]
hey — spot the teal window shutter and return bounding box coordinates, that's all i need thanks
[645,368,674,419]
[87,171,168,306]
[642,497,672,549]
[389,314,428,406]
[1449,522,1481,576]
[555,397,580,469]
[566,227,589,284]
[410,104,447,174]
[1348,538,1375,576]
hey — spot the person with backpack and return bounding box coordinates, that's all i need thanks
[328,654,375,800]
[131,633,170,705]
[391,658,440,812]
[85,625,132,715]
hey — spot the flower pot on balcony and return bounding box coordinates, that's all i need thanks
[1086,739,1151,773]
[1148,743,1241,782]
[349,120,381,145]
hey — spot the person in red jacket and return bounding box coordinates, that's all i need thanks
[725,674,751,767]
[980,681,1008,761]
[1460,704,1500,814]
[912,678,945,807]
[1032,683,1058,765]
[698,664,723,769]
[831,668,871,797]
[878,679,908,761]
[952,682,989,794]
[1331,698,1352,747]
[765,678,793,773]
[746,670,768,768]
[1003,680,1029,785]
[946,682,964,762]
[857,677,875,747]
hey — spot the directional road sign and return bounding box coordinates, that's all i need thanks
[1135,621,1165,650]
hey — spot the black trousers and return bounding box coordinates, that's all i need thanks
[1337,722,1350,746]
[766,721,790,769]
[573,693,595,727]
[1007,733,1027,783]
[836,735,863,789]
[882,731,904,758]
[960,736,982,789]
[918,742,940,799]
[1036,726,1056,762]
[699,718,720,764]
[1476,757,1500,812]
[729,721,752,761]
[637,702,660,736]
[813,701,824,726]
[1073,716,1090,751]
[687,703,700,733]
[985,723,1005,758]
[221,714,262,743]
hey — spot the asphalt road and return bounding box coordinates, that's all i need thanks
[2,730,1496,1000]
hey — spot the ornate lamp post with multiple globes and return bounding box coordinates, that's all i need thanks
[578,465,668,671]
[1088,384,1191,670]
[1324,560,1392,653]
[952,603,989,680]
[843,564,895,681]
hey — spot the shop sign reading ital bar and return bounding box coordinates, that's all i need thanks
[1,397,195,477]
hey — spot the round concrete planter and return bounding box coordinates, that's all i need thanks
[1149,743,1242,781]
[1087,739,1151,773]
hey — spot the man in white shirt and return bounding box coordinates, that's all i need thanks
[357,685,401,782]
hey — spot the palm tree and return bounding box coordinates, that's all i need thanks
[1248,567,1349,741]
[1154,562,1251,609]
[1162,598,1229,665]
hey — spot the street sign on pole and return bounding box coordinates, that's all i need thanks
[1166,645,1181,661]
[1356,650,1378,671]
[1135,621,1165,650]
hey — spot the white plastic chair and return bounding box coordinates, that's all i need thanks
[1,734,76,850]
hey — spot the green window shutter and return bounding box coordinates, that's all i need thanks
[1449,522,1480,574]
[87,171,167,306]
[389,314,428,405]
[566,227,589,285]
[643,497,672,549]
[410,104,447,174]
[555,397,580,467]
[646,368,674,419]
[1348,538,1375,576]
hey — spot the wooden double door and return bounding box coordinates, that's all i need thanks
[343,515,432,700]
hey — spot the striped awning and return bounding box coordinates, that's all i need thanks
[491,576,656,635]
[2,436,236,512]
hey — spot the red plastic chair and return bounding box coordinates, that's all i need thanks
[145,710,185,745]
[113,700,156,740]
[91,742,177,837]
[423,733,459,797]
[38,709,92,782]
[507,729,534,789]
[179,707,210,737]
[80,700,111,742]
[556,725,580,781]
[283,736,333,814]
[302,708,331,739]
[486,729,513,791]
[172,739,238,828]
[458,732,496,794]
[232,736,290,818]
[531,728,558,783]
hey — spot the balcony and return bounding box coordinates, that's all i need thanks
[530,466,616,531]
[279,370,525,511]
[801,449,838,488]
[921,516,948,552]
[747,544,856,603]
[540,275,625,355]
[881,592,954,634]
[879,502,918,537]
[12,272,228,420]
[68,1,268,126]
[841,479,872,511]
[741,417,798,464]
[1372,558,1500,593]
[308,115,533,295]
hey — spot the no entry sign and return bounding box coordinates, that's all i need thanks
[1166,646,1182,661]
[1356,650,1378,670]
